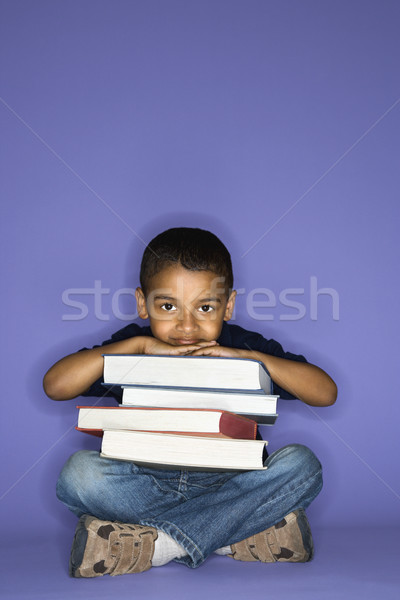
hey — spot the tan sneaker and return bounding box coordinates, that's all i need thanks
[69,515,158,577]
[229,509,314,563]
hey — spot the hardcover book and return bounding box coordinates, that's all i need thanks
[76,406,258,439]
[120,387,278,424]
[100,429,268,471]
[102,354,273,394]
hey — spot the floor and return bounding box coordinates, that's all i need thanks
[2,527,399,599]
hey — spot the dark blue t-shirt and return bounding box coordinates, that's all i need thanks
[80,321,307,402]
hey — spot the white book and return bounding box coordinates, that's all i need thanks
[121,386,278,424]
[100,429,268,471]
[103,354,272,394]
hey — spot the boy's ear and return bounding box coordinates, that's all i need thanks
[223,290,237,322]
[135,287,149,320]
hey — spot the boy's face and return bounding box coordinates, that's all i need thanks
[135,264,236,345]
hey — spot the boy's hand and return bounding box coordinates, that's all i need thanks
[189,345,248,359]
[142,337,218,356]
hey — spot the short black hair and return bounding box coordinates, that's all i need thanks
[140,227,233,295]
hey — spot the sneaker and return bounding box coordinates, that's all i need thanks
[69,515,158,577]
[229,509,314,563]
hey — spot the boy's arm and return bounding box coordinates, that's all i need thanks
[190,346,337,407]
[253,351,337,407]
[43,337,214,401]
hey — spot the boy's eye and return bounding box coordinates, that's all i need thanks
[199,304,213,313]
[160,302,176,311]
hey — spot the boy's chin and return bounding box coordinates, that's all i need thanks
[169,338,203,346]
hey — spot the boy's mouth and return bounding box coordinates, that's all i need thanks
[172,338,201,345]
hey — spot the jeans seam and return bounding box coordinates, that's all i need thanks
[149,475,188,499]
[188,483,225,490]
[261,468,323,507]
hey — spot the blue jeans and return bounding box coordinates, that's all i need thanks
[56,443,322,568]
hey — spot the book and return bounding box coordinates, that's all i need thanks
[76,406,258,439]
[121,386,278,424]
[102,354,272,394]
[100,429,268,471]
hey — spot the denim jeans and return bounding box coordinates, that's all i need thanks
[56,443,322,568]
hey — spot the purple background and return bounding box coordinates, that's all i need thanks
[1,1,399,597]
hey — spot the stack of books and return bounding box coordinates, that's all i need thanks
[76,355,279,471]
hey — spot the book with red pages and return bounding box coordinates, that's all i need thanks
[76,406,258,440]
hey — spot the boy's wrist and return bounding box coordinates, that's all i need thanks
[103,336,149,356]
[129,336,149,355]
[237,348,268,364]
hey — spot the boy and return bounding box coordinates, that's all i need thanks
[44,227,337,577]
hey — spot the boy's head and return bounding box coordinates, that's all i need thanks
[135,227,236,345]
[139,227,233,296]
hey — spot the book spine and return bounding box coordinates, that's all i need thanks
[219,412,257,440]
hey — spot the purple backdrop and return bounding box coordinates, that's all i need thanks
[1,1,399,597]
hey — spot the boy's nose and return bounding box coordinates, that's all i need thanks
[176,307,199,333]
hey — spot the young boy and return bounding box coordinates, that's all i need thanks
[44,227,337,577]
